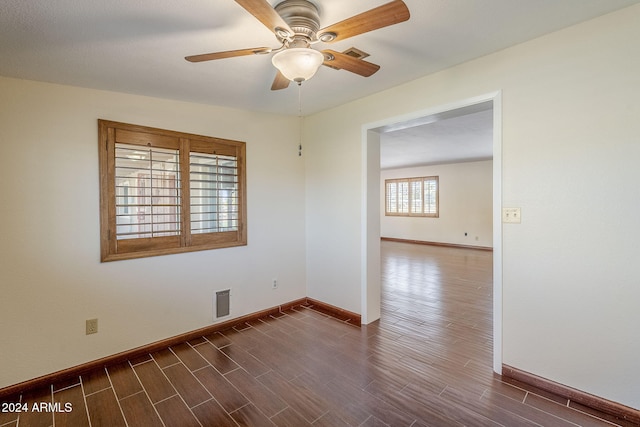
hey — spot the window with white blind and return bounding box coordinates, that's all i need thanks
[385,176,439,217]
[99,120,246,261]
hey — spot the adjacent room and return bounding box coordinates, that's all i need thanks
[379,102,494,250]
[1,0,639,425]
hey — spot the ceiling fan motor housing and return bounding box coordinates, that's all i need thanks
[274,0,321,46]
[185,0,410,88]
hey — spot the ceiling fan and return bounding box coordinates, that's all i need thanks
[185,0,410,90]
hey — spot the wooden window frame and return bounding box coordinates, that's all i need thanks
[385,176,439,217]
[99,120,247,262]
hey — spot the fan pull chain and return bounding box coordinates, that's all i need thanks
[298,83,303,157]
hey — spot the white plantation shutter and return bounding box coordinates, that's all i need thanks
[385,176,438,217]
[410,179,422,213]
[423,177,438,215]
[398,181,409,213]
[386,180,398,213]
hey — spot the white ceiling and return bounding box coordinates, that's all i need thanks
[2,0,636,169]
[380,103,494,170]
[1,0,638,117]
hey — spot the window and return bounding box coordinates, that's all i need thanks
[385,176,438,217]
[99,120,246,261]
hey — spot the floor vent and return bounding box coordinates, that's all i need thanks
[215,290,230,318]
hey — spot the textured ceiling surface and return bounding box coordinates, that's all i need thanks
[381,107,494,170]
[2,0,637,167]
[1,0,638,116]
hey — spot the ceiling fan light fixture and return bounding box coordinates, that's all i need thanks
[271,48,324,82]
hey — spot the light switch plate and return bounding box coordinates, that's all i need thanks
[502,207,521,223]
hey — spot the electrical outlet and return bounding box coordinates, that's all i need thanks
[86,318,98,335]
[272,279,278,290]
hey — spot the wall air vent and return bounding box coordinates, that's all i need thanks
[215,289,230,318]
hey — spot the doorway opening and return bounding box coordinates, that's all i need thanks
[361,92,502,373]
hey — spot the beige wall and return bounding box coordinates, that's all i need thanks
[0,77,307,388]
[381,161,493,247]
[304,4,640,409]
[2,2,640,411]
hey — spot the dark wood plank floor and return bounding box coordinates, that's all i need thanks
[1,241,635,426]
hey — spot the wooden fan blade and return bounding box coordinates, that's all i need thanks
[235,0,293,37]
[185,47,271,62]
[322,50,380,77]
[318,0,410,43]
[271,70,290,90]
